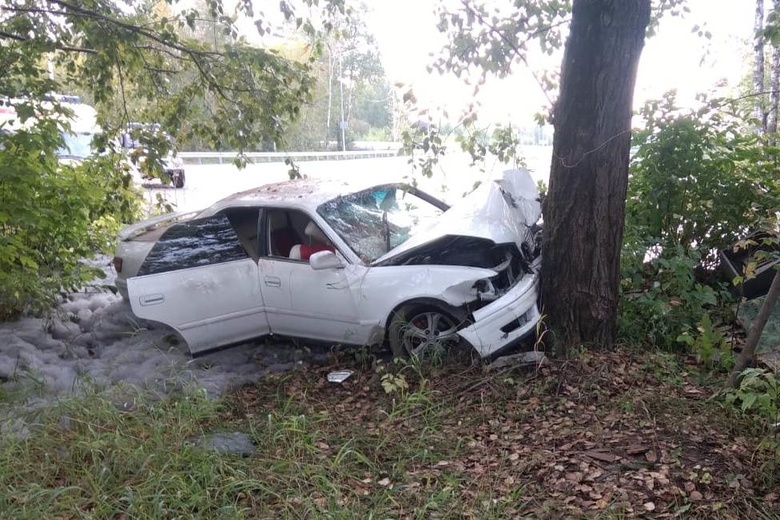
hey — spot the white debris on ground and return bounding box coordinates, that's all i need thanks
[0,262,333,430]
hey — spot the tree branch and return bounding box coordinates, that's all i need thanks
[0,28,97,54]
[457,0,560,108]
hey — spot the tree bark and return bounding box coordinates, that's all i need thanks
[769,1,780,139]
[728,269,780,388]
[769,46,780,136]
[541,0,650,352]
[755,0,767,133]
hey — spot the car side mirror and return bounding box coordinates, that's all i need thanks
[309,250,344,270]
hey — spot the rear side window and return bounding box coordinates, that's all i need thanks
[137,213,248,276]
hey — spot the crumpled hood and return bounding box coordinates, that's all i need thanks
[374,168,541,265]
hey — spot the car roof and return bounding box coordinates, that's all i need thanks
[206,176,402,213]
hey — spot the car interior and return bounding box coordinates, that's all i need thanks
[222,208,261,259]
[266,209,334,261]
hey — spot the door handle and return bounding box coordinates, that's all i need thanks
[139,293,164,306]
[264,276,281,287]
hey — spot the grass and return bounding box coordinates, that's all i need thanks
[0,348,779,518]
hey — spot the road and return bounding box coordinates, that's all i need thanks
[140,147,553,213]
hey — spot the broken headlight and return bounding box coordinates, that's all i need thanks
[473,278,499,302]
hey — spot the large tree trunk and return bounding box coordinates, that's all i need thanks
[541,0,650,352]
[755,0,767,133]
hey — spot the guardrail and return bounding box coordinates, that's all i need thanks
[178,149,402,165]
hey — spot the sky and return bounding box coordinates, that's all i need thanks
[366,0,755,126]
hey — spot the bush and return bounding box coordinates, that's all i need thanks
[619,246,733,351]
[627,93,780,263]
[619,93,780,350]
[0,124,140,319]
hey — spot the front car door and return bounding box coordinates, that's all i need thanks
[127,209,269,354]
[259,208,373,345]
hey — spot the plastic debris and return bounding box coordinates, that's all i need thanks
[327,370,354,383]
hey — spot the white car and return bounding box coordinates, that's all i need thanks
[112,169,543,359]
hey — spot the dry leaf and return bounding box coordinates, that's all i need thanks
[583,450,617,463]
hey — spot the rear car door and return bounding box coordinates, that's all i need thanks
[127,209,268,354]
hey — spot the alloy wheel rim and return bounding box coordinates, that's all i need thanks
[401,311,459,357]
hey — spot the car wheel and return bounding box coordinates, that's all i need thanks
[173,171,185,188]
[388,304,466,359]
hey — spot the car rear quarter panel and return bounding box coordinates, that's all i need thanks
[114,240,156,297]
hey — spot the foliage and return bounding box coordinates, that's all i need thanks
[620,92,780,352]
[725,367,780,478]
[283,1,393,151]
[433,0,689,120]
[676,313,734,371]
[726,367,780,420]
[0,0,343,155]
[627,92,780,263]
[399,121,447,180]
[0,0,347,317]
[619,247,732,351]
[0,119,140,319]
[456,123,525,170]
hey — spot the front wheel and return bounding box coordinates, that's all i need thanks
[388,304,468,359]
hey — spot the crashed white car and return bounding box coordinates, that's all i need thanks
[112,169,542,358]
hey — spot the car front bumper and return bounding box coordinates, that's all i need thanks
[457,270,541,358]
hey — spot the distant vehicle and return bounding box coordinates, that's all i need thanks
[112,169,543,359]
[120,123,185,188]
[0,95,100,162]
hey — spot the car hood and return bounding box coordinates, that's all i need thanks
[373,168,541,266]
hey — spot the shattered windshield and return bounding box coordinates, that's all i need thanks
[317,185,446,263]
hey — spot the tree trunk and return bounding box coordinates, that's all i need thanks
[541,0,650,352]
[769,1,780,139]
[755,0,766,133]
[769,46,780,137]
[728,269,780,388]
[325,46,334,149]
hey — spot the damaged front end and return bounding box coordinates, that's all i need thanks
[377,233,541,310]
[376,168,544,357]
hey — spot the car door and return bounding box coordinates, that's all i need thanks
[127,209,269,354]
[259,208,373,345]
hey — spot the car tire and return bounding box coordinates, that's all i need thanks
[388,304,473,361]
[173,170,185,189]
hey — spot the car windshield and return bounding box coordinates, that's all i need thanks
[317,185,445,263]
[57,132,94,159]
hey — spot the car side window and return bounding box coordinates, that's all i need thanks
[137,213,250,276]
[264,209,336,262]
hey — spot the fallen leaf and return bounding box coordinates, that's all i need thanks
[625,445,648,455]
[645,451,657,463]
[583,450,618,463]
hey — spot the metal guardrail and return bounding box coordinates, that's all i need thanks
[178,149,402,165]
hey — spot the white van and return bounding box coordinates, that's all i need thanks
[0,95,100,162]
